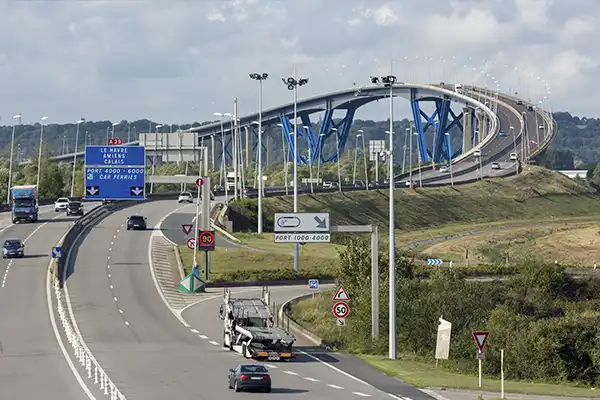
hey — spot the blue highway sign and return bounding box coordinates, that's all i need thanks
[85,145,146,167]
[52,246,63,258]
[84,145,146,200]
[308,279,319,290]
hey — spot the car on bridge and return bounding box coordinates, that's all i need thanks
[54,197,69,212]
[228,364,271,393]
[510,153,518,161]
[439,166,450,173]
[2,239,24,258]
[473,149,481,157]
[498,130,505,136]
[491,162,501,170]
[126,215,147,230]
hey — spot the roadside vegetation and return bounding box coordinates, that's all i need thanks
[290,238,600,396]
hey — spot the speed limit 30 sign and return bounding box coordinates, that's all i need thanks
[332,302,350,318]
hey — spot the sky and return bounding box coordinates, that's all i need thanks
[0,0,597,127]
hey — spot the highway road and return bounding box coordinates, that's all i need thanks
[0,202,100,398]
[65,199,430,399]
[182,285,434,400]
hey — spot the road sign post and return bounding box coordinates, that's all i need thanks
[84,145,146,200]
[472,331,489,388]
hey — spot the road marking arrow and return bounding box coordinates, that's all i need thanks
[130,187,143,196]
[86,186,99,195]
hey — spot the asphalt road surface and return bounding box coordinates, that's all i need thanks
[0,202,100,399]
[66,200,429,399]
[182,285,434,400]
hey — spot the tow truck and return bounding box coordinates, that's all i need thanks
[219,287,296,361]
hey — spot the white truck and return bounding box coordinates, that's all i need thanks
[219,287,296,361]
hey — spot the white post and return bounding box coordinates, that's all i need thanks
[192,173,201,271]
[501,349,505,398]
[292,69,299,272]
[371,225,379,339]
[362,134,369,190]
[233,99,239,201]
[257,82,263,233]
[36,116,48,189]
[478,355,482,388]
[387,73,396,360]
[352,134,358,184]
[336,131,342,192]
[71,120,83,197]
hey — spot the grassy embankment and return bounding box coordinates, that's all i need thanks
[178,167,600,281]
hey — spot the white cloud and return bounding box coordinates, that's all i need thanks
[0,0,597,125]
[562,16,595,41]
[424,8,512,46]
[514,0,553,29]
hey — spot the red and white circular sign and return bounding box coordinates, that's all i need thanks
[332,302,350,318]
[195,178,204,187]
[186,238,197,249]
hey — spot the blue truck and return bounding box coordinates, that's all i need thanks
[10,185,39,223]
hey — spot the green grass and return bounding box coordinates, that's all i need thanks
[177,233,343,282]
[230,167,600,232]
[360,354,599,398]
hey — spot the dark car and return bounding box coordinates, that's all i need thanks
[66,201,84,216]
[228,364,271,393]
[2,239,24,259]
[126,215,147,230]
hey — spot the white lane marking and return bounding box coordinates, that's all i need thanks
[2,213,63,288]
[208,340,220,346]
[119,309,123,314]
[108,247,112,252]
[283,370,298,376]
[46,235,97,399]
[387,394,405,400]
[109,284,113,289]
[296,348,374,387]
[189,329,199,333]
[2,260,14,287]
[198,334,208,339]
[304,377,319,382]
[264,364,277,369]
[353,392,371,397]
[107,273,111,278]
[328,384,344,389]
[113,296,118,302]
[125,321,130,326]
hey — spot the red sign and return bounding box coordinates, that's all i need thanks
[332,302,350,318]
[186,238,197,249]
[472,331,489,352]
[108,138,123,145]
[332,285,351,301]
[198,230,215,251]
[182,224,193,235]
[196,178,204,187]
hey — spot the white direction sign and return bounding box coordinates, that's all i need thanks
[435,317,452,360]
[336,318,346,326]
[274,213,330,233]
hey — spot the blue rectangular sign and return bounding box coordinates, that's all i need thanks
[84,166,145,200]
[85,145,145,167]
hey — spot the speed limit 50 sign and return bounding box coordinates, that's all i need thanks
[332,302,350,318]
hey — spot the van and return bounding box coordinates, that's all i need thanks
[473,149,481,157]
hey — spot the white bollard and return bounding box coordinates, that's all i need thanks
[86,355,92,378]
[94,365,99,384]
[104,375,109,395]
[100,372,105,390]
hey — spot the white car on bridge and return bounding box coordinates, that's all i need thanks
[54,197,69,212]
[509,153,518,161]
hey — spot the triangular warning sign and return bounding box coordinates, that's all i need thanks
[472,331,489,352]
[182,224,193,235]
[333,285,351,301]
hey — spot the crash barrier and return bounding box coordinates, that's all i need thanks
[52,273,126,400]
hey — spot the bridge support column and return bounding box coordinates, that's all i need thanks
[410,94,430,163]
[477,111,486,145]
[462,107,473,153]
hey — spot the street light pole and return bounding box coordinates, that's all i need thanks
[510,126,518,175]
[370,72,397,360]
[250,73,268,234]
[71,118,85,196]
[37,116,48,189]
[303,126,314,194]
[213,113,229,203]
[445,132,454,187]
[7,114,22,204]
[353,132,359,185]
[335,129,342,192]
[282,71,309,272]
[151,124,163,194]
